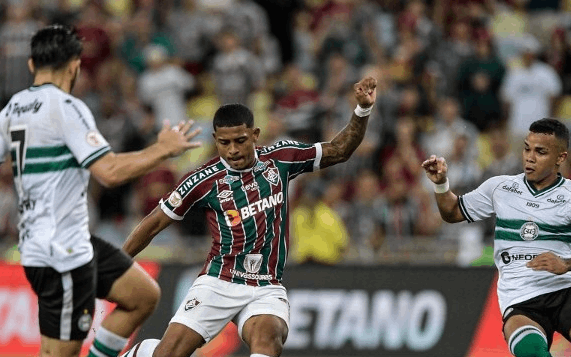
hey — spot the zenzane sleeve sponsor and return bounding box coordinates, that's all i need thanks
[58,96,110,168]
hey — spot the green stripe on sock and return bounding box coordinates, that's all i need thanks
[93,339,121,357]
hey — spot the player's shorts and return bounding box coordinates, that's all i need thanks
[170,275,290,342]
[24,236,133,341]
[502,287,571,348]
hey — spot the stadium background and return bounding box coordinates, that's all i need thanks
[2,0,571,355]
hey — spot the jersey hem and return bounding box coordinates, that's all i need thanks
[314,143,322,171]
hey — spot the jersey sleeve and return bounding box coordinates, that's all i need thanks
[58,97,111,168]
[458,176,504,222]
[159,170,213,220]
[262,140,322,178]
[0,104,9,163]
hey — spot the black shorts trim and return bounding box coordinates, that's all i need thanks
[24,235,133,340]
[502,287,571,348]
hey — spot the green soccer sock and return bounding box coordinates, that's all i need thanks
[509,325,552,357]
[88,326,129,357]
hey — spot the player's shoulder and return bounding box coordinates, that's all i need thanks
[481,173,524,191]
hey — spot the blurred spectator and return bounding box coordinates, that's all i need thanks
[120,11,175,73]
[274,64,320,141]
[0,2,39,104]
[291,178,349,265]
[226,0,270,51]
[542,27,571,94]
[433,20,474,95]
[212,28,265,105]
[421,97,479,161]
[293,10,318,73]
[345,170,385,263]
[166,0,213,74]
[314,3,369,81]
[138,44,195,131]
[378,116,424,188]
[457,30,506,132]
[75,1,111,80]
[501,34,562,141]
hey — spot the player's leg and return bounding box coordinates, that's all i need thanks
[88,237,160,357]
[242,315,288,357]
[122,274,246,357]
[504,314,552,357]
[237,285,290,357]
[24,262,97,357]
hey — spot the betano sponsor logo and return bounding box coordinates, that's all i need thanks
[286,289,446,351]
[223,193,283,226]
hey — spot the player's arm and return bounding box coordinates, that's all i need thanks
[90,120,202,188]
[123,206,174,257]
[421,155,466,223]
[320,77,377,169]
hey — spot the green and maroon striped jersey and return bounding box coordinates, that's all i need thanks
[161,140,323,286]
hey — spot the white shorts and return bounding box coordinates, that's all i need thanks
[170,275,290,342]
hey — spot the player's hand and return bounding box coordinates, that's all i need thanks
[526,252,569,275]
[354,77,377,108]
[157,119,202,157]
[421,155,448,184]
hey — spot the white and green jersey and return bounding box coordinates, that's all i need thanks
[0,83,110,272]
[459,173,571,314]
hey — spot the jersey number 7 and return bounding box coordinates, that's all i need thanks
[10,126,27,196]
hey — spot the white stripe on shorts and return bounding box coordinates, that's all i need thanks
[60,272,74,340]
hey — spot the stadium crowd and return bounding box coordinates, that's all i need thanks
[1,0,571,267]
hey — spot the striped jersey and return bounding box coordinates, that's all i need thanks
[459,173,571,314]
[160,140,322,286]
[0,83,110,272]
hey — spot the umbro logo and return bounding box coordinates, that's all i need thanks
[217,190,233,203]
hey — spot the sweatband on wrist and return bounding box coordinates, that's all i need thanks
[434,178,450,193]
[354,104,373,117]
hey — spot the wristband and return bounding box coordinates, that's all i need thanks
[354,104,373,117]
[433,178,450,193]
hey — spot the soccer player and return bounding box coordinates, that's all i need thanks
[422,118,571,357]
[119,76,377,357]
[0,25,201,357]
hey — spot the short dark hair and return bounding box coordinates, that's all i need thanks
[213,103,254,130]
[30,24,83,70]
[529,118,570,149]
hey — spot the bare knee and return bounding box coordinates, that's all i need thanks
[244,316,288,357]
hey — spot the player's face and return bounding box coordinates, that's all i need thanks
[523,132,567,189]
[213,124,260,170]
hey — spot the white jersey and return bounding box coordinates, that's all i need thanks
[0,83,110,272]
[459,173,571,313]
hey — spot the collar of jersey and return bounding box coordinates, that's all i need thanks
[28,82,61,91]
[523,173,564,197]
[219,151,259,173]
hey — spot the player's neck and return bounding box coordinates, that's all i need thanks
[33,71,71,93]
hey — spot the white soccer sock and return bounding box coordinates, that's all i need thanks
[89,327,129,357]
[120,339,160,357]
[250,354,272,357]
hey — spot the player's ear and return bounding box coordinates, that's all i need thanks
[28,58,35,74]
[252,127,261,143]
[557,151,568,166]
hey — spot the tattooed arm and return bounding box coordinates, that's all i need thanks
[320,77,377,169]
